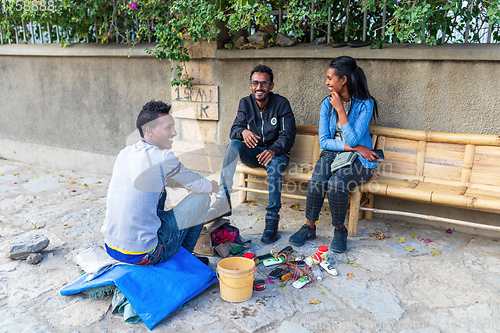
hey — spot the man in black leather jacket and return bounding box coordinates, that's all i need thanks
[207,64,296,244]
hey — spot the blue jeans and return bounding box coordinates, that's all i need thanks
[142,191,210,265]
[219,139,289,221]
[305,150,374,227]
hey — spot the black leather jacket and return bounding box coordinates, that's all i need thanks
[229,92,296,156]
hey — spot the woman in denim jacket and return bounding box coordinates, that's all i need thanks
[289,56,380,252]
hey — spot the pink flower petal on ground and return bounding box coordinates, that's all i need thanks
[266,277,274,284]
[71,190,76,192]
[13,182,17,184]
[446,228,453,234]
[424,238,431,243]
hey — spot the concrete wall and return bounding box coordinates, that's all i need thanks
[0,44,173,172]
[1,43,499,171]
[0,44,172,154]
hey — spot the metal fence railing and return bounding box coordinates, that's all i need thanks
[266,3,499,44]
[1,3,498,45]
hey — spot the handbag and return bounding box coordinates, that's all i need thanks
[330,151,356,173]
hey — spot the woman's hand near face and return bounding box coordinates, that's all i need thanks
[354,145,378,162]
[329,90,344,114]
[330,91,349,126]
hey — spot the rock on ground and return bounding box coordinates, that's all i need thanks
[276,33,296,47]
[26,252,43,265]
[259,24,276,35]
[248,31,271,46]
[6,234,50,260]
[313,37,327,45]
[234,36,248,49]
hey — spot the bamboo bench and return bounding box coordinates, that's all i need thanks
[348,126,500,236]
[236,125,500,237]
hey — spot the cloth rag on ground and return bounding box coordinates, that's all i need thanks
[73,245,133,282]
[211,223,244,246]
[60,247,217,330]
[112,289,142,323]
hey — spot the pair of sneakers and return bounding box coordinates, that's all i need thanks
[288,223,348,253]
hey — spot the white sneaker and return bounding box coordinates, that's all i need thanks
[206,196,231,222]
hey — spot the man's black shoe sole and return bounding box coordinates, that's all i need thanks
[261,234,281,244]
[206,211,232,223]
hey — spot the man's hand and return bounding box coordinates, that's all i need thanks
[242,129,261,148]
[256,150,276,166]
[210,180,219,194]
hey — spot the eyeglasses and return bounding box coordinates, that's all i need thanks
[250,80,271,88]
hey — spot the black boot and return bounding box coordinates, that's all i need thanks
[261,219,280,244]
[331,225,348,253]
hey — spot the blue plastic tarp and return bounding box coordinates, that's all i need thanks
[60,247,217,330]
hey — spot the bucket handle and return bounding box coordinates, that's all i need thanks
[216,266,256,289]
[217,272,255,289]
[216,266,256,279]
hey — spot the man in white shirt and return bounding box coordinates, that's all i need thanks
[101,100,218,265]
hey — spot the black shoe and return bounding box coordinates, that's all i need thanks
[206,189,232,223]
[331,226,348,253]
[261,219,280,244]
[288,224,316,246]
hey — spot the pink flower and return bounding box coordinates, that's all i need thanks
[71,190,76,192]
[446,228,453,234]
[397,0,401,4]
[129,2,137,10]
[424,238,431,243]
[265,277,274,284]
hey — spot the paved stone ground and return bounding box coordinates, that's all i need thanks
[0,159,499,333]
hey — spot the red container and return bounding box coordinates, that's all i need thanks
[243,252,255,260]
[253,279,266,291]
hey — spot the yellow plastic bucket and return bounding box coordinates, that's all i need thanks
[216,257,256,302]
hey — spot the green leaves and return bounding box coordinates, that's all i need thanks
[368,0,500,45]
[2,0,499,84]
[278,0,340,40]
[225,0,272,33]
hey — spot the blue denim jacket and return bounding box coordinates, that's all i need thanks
[318,96,378,169]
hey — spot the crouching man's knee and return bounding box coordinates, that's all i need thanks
[189,193,211,212]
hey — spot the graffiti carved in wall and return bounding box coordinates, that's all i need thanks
[171,85,218,121]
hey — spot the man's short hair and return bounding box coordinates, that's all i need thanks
[250,64,273,83]
[136,100,171,138]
